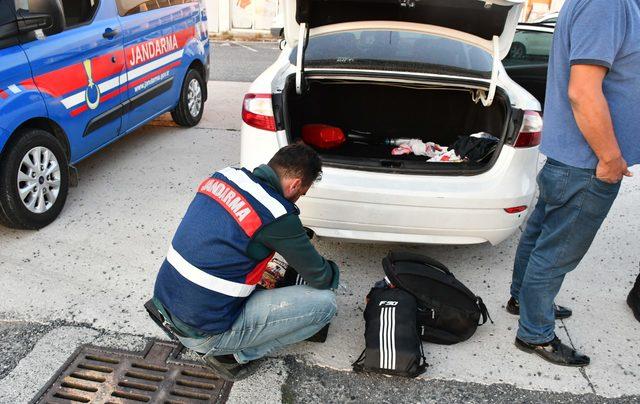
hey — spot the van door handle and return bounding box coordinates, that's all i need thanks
[103,28,119,39]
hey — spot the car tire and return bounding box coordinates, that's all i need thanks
[509,42,527,60]
[0,128,69,230]
[171,68,205,127]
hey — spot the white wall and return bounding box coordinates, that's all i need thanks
[550,0,565,12]
[206,0,278,33]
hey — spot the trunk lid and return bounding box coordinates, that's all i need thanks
[284,0,524,59]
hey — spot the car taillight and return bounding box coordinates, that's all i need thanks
[242,93,276,132]
[505,206,527,214]
[514,110,542,148]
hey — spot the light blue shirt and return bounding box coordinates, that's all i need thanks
[540,0,640,169]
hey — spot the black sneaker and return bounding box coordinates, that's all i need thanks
[627,274,640,322]
[305,324,330,343]
[515,336,590,367]
[198,353,263,382]
[506,297,572,320]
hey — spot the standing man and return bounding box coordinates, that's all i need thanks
[507,0,638,366]
[150,143,339,380]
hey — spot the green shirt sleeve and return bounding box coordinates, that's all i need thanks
[248,214,339,290]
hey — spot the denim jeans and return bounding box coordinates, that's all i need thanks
[510,158,621,344]
[178,286,337,363]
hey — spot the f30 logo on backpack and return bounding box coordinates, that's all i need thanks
[379,301,398,306]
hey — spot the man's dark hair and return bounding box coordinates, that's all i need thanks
[268,143,322,187]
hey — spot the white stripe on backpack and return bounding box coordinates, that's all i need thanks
[379,307,397,370]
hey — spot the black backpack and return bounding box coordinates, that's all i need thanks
[352,284,427,378]
[383,251,491,345]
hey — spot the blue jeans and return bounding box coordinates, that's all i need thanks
[178,286,337,363]
[510,159,621,344]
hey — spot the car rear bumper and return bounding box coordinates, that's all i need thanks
[303,210,525,245]
[297,147,539,245]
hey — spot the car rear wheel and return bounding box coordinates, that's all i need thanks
[171,68,205,127]
[509,42,527,60]
[0,128,69,229]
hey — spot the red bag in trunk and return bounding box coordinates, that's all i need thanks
[302,124,345,150]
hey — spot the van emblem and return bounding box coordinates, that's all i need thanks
[83,59,101,110]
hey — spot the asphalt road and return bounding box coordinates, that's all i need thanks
[210,41,281,82]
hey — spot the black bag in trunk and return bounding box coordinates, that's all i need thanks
[352,285,427,378]
[382,251,491,345]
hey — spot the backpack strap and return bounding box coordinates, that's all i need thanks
[351,348,366,372]
[476,297,493,325]
[414,336,429,377]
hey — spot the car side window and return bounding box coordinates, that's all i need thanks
[14,0,99,30]
[117,0,195,16]
[61,0,99,28]
[504,29,553,66]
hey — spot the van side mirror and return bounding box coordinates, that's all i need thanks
[17,0,65,37]
[279,39,287,50]
[16,12,53,34]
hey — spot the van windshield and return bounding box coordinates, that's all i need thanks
[290,30,493,79]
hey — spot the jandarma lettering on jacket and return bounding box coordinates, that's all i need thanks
[200,179,252,221]
[128,34,179,67]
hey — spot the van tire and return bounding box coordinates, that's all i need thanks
[171,68,205,127]
[0,128,69,230]
[509,42,527,60]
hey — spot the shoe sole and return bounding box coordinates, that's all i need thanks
[514,341,589,368]
[199,355,264,382]
[506,307,572,320]
[198,355,244,382]
[627,293,640,322]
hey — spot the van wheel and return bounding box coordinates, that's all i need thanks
[171,68,205,127]
[0,128,69,230]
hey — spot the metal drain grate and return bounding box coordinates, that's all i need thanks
[33,340,232,403]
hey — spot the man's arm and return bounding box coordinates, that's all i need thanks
[252,215,339,290]
[567,64,632,183]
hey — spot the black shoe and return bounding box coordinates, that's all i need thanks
[506,297,572,320]
[143,299,183,340]
[627,274,640,322]
[515,336,590,367]
[198,353,263,382]
[214,354,239,364]
[305,324,330,343]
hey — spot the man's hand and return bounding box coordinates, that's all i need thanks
[596,156,633,183]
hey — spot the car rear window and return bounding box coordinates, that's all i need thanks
[290,30,493,79]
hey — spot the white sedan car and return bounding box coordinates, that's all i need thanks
[240,0,541,245]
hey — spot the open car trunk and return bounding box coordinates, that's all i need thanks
[283,76,514,175]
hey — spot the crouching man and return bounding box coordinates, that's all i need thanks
[150,143,339,380]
